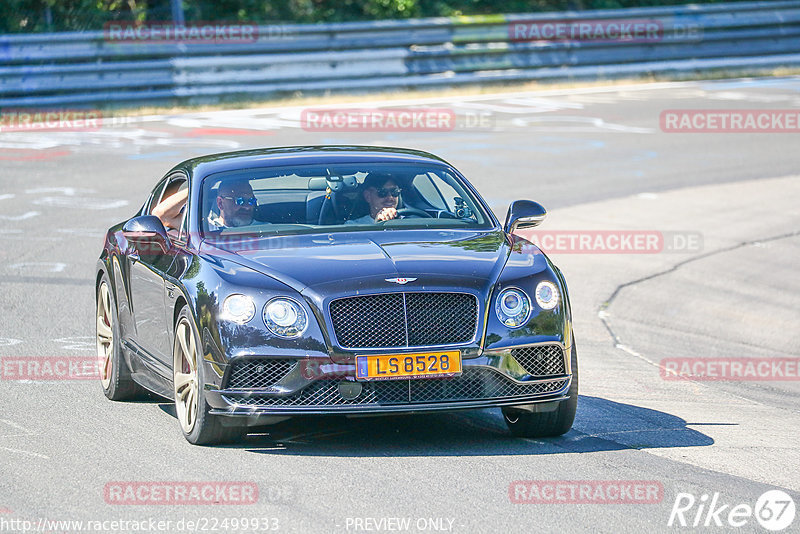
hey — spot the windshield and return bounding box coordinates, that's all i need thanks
[199,162,494,237]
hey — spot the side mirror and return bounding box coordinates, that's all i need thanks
[122,215,170,253]
[504,200,547,234]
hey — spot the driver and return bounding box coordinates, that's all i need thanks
[208,180,257,230]
[347,174,402,224]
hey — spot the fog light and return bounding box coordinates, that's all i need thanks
[338,381,363,400]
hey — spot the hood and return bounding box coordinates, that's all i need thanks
[202,229,511,297]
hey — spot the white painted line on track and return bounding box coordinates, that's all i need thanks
[24,187,87,196]
[0,211,39,221]
[53,336,96,352]
[0,419,32,434]
[32,196,129,210]
[8,262,66,273]
[56,228,107,238]
[0,447,49,459]
[136,79,710,123]
[510,115,654,133]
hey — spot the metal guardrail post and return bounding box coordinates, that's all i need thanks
[171,0,185,25]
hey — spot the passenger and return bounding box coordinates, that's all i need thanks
[152,184,188,230]
[347,174,402,224]
[208,180,257,230]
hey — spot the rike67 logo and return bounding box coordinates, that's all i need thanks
[669,490,795,531]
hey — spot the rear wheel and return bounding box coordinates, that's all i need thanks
[503,338,578,438]
[173,306,242,445]
[96,274,142,400]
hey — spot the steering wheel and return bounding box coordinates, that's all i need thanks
[395,207,432,218]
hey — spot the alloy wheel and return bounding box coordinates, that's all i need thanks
[96,282,113,390]
[173,318,199,434]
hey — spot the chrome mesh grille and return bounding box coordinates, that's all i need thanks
[227,359,296,389]
[511,345,566,377]
[405,293,477,346]
[330,293,407,348]
[329,292,478,349]
[223,368,567,407]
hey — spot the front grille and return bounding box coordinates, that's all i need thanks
[511,345,567,377]
[330,293,406,348]
[405,293,476,346]
[329,292,478,349]
[223,367,567,407]
[227,359,297,389]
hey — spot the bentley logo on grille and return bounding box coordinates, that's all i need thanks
[385,277,417,285]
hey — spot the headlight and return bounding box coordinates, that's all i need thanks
[221,294,255,324]
[263,297,308,338]
[495,288,531,328]
[535,280,560,310]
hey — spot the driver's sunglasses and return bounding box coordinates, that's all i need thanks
[221,195,257,206]
[376,187,402,198]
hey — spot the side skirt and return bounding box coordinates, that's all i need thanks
[122,338,174,399]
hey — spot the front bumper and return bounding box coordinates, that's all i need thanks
[205,343,572,416]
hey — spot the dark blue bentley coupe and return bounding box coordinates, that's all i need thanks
[95,146,577,444]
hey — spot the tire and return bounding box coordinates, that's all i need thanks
[97,273,143,401]
[503,337,578,438]
[173,306,243,445]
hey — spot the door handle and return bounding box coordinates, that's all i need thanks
[128,250,140,263]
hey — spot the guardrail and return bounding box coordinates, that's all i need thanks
[1,0,799,108]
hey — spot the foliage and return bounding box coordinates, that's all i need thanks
[1,0,751,33]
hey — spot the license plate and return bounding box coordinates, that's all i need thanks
[355,351,462,381]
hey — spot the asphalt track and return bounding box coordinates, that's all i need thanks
[0,77,799,533]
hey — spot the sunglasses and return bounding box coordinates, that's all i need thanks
[221,196,257,206]
[375,187,402,198]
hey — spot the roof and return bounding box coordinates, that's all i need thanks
[170,145,452,178]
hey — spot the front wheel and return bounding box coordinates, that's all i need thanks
[173,306,242,445]
[503,338,578,438]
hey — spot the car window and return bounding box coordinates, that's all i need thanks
[162,177,188,239]
[428,172,461,212]
[413,173,447,210]
[146,179,168,215]
[200,163,493,238]
[178,194,190,242]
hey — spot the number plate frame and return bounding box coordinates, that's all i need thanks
[355,351,462,381]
